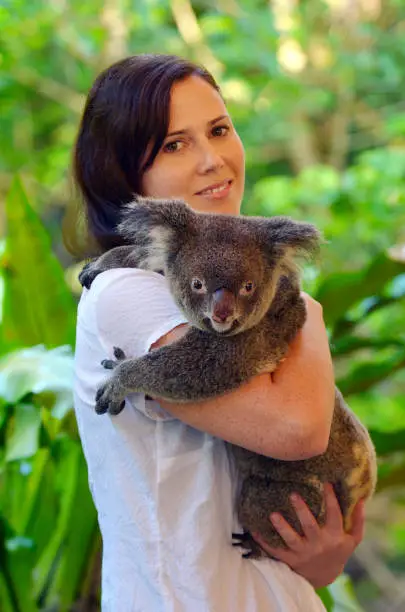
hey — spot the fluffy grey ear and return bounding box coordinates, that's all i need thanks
[264,216,322,258]
[116,197,195,271]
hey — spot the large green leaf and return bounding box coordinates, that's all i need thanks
[0,517,37,612]
[2,176,76,351]
[329,574,364,611]
[317,574,364,612]
[376,459,405,492]
[33,437,98,608]
[15,450,51,537]
[331,336,405,357]
[316,253,405,326]
[337,349,405,396]
[316,586,335,611]
[0,344,74,420]
[46,444,99,607]
[5,403,41,462]
[370,429,405,456]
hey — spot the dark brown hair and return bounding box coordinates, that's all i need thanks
[69,54,220,255]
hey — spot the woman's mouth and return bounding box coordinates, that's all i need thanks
[196,179,233,200]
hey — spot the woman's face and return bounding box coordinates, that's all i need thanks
[141,75,245,215]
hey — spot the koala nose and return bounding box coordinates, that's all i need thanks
[212,288,236,323]
[212,311,230,323]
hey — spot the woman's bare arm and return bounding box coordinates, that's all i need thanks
[154,294,335,460]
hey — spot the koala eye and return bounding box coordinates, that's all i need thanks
[240,281,255,296]
[191,278,206,293]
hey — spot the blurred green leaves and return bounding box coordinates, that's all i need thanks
[2,178,76,353]
[250,149,405,273]
[5,404,41,462]
[1,1,405,610]
[0,182,99,611]
[0,345,74,418]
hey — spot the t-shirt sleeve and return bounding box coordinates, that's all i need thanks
[92,268,188,420]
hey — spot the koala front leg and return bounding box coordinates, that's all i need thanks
[96,342,194,415]
[95,346,164,415]
[95,347,132,414]
[128,328,266,402]
[79,246,138,289]
[95,328,264,414]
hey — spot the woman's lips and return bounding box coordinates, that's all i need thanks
[196,179,233,200]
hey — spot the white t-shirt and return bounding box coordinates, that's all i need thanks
[73,268,326,612]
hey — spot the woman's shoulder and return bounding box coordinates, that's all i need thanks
[77,267,187,360]
[77,268,161,330]
[78,267,171,322]
[86,267,167,300]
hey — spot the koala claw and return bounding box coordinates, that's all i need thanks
[96,348,128,415]
[78,261,100,289]
[101,347,127,371]
[101,359,116,370]
[113,346,126,360]
[95,381,126,415]
[232,531,262,559]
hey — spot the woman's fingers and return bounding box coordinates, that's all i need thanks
[251,531,293,563]
[269,512,304,551]
[324,483,344,533]
[250,485,366,588]
[349,499,365,545]
[290,493,320,543]
[255,489,329,555]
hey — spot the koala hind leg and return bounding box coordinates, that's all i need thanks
[236,476,326,555]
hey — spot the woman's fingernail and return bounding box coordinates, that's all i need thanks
[291,493,300,504]
[271,513,281,524]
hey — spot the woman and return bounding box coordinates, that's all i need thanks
[72,54,365,611]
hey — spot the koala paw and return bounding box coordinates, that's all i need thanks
[95,380,126,416]
[232,531,264,560]
[95,347,128,415]
[101,346,127,370]
[78,260,102,289]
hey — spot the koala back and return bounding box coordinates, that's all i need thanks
[233,388,376,550]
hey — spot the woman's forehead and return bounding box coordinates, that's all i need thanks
[168,76,227,130]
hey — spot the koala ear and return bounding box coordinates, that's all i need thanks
[116,197,195,271]
[263,216,322,258]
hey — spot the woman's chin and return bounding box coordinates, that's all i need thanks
[189,195,241,216]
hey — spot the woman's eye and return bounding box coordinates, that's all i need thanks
[212,125,229,137]
[163,140,184,153]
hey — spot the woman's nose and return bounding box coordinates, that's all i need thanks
[197,141,225,174]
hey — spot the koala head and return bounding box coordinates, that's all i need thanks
[117,197,321,335]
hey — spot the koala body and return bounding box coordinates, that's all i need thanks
[80,197,377,557]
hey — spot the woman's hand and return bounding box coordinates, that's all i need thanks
[252,484,365,588]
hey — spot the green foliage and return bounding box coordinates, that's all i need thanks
[249,150,405,272]
[1,1,405,610]
[317,585,335,611]
[0,185,99,611]
[329,574,365,611]
[2,178,76,353]
[0,343,99,611]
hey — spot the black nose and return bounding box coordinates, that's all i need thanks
[212,288,236,322]
[212,311,230,323]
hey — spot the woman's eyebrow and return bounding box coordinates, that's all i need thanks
[166,114,229,138]
[209,114,229,125]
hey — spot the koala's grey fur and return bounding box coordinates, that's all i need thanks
[79,197,377,557]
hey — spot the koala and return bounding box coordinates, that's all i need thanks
[80,197,377,558]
